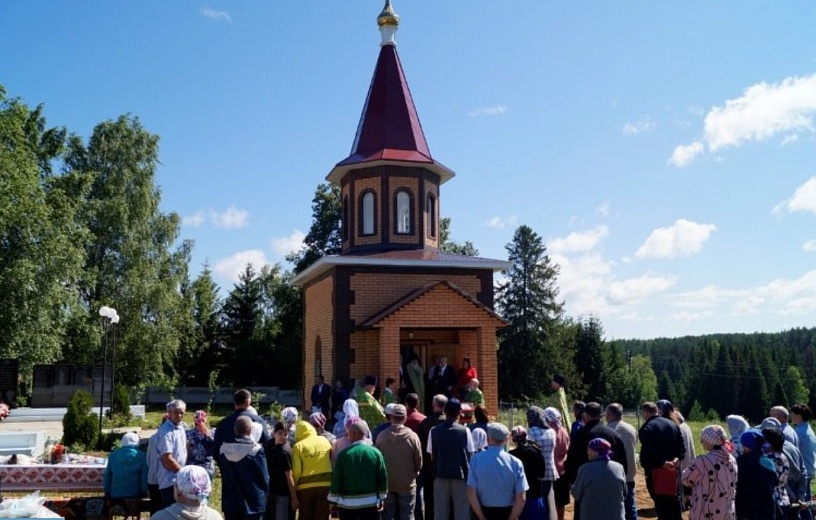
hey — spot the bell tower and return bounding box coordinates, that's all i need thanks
[326,0,454,255]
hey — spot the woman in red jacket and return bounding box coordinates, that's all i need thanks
[456,358,477,399]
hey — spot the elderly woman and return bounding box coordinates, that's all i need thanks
[104,432,148,499]
[150,465,222,520]
[526,406,558,502]
[544,407,570,520]
[726,415,750,456]
[508,426,546,520]
[186,410,215,477]
[571,438,626,520]
[681,425,738,520]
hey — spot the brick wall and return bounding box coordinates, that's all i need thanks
[350,273,481,322]
[303,274,335,407]
[372,283,502,414]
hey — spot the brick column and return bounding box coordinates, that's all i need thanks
[477,327,499,417]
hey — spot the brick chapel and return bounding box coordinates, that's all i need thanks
[291,1,509,413]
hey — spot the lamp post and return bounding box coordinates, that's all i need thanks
[97,306,118,438]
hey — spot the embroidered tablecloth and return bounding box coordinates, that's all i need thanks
[0,464,105,492]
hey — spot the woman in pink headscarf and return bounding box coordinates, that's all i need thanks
[186,410,215,477]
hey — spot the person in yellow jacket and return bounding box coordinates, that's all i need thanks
[292,420,333,520]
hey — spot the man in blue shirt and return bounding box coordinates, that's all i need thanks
[156,399,188,507]
[466,423,528,520]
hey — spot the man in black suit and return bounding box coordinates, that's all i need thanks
[639,401,685,520]
[213,388,271,459]
[433,355,456,398]
[310,375,331,414]
[564,401,629,518]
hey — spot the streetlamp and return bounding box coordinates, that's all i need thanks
[98,306,118,438]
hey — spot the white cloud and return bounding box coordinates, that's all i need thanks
[669,74,816,166]
[549,226,609,254]
[182,211,207,227]
[669,270,816,318]
[803,239,816,252]
[606,275,676,304]
[622,116,654,135]
[635,219,717,259]
[774,177,816,215]
[201,7,232,23]
[468,105,507,117]
[272,230,306,257]
[182,206,250,229]
[668,141,704,168]
[212,206,249,229]
[670,310,712,321]
[781,134,800,146]
[484,215,517,230]
[595,202,613,217]
[212,250,270,283]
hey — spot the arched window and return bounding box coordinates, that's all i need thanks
[361,191,375,235]
[426,193,436,238]
[396,190,411,234]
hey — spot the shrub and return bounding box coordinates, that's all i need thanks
[63,390,98,448]
[107,384,133,425]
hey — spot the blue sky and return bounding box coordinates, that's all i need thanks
[2,2,816,340]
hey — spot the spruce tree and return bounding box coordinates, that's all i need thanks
[496,225,564,400]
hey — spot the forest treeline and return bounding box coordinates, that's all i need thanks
[615,328,816,423]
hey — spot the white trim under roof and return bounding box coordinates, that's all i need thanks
[326,159,455,185]
[290,254,510,287]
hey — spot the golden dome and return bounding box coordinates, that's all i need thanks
[377,0,399,27]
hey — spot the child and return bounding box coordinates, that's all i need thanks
[382,378,397,405]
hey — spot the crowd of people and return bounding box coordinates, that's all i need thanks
[99,374,816,520]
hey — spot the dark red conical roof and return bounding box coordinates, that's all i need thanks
[327,43,454,184]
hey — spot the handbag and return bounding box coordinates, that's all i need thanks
[652,466,679,496]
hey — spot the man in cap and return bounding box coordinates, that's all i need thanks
[428,398,475,520]
[376,404,423,520]
[548,374,571,430]
[357,375,387,429]
[466,422,527,520]
[373,403,398,443]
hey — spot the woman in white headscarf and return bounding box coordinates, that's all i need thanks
[331,399,360,438]
[149,465,222,520]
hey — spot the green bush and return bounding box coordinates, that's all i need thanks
[62,390,98,449]
[106,384,133,425]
